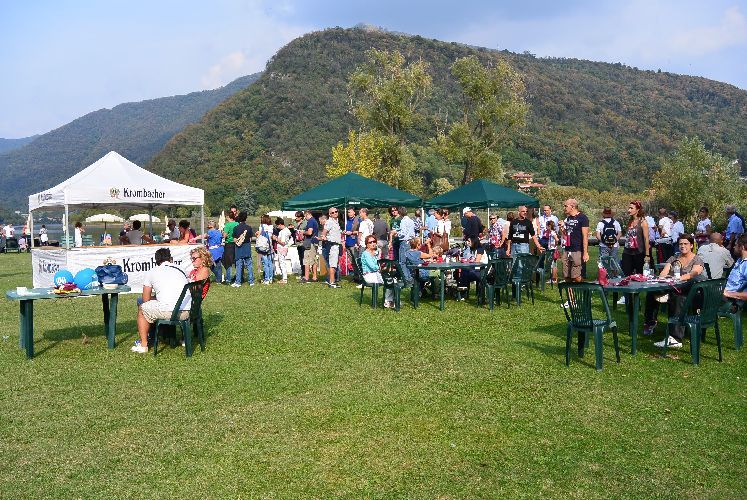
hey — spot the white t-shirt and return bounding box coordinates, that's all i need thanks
[143,262,190,312]
[443,219,452,236]
[358,218,374,247]
[324,219,342,244]
[658,216,673,238]
[670,221,685,242]
[39,227,49,243]
[74,227,83,247]
[696,218,712,235]
[276,227,292,252]
[3,224,15,238]
[595,218,622,248]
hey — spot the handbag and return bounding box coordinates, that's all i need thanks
[94,264,129,285]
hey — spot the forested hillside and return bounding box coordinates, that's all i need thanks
[149,27,747,212]
[0,73,260,210]
[0,136,38,155]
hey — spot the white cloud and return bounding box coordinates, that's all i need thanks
[669,6,747,55]
[201,51,252,89]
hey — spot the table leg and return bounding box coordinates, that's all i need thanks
[102,293,110,339]
[413,276,420,308]
[630,292,639,356]
[21,300,34,359]
[107,294,119,349]
[19,301,26,350]
[439,270,445,311]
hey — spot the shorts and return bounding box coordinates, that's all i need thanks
[328,244,340,268]
[141,300,189,323]
[563,251,583,280]
[303,244,317,266]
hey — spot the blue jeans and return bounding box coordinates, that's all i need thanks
[211,258,223,283]
[234,256,254,285]
[224,263,234,283]
[599,245,619,262]
[399,239,412,282]
[261,253,274,282]
[511,242,530,274]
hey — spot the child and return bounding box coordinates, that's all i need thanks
[39,224,49,245]
[274,218,292,284]
[431,245,444,263]
[546,220,559,283]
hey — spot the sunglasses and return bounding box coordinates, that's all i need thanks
[367,240,377,244]
[330,211,338,214]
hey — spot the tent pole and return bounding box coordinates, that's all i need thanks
[200,205,205,243]
[64,205,70,249]
[148,205,154,238]
[29,212,34,249]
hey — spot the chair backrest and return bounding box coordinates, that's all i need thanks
[82,234,94,246]
[514,254,539,283]
[702,262,712,279]
[558,282,613,328]
[677,278,726,326]
[378,259,400,286]
[351,256,364,280]
[169,280,207,322]
[600,256,625,278]
[493,258,513,286]
[5,238,19,250]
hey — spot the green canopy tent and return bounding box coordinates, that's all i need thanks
[424,179,539,210]
[282,172,422,211]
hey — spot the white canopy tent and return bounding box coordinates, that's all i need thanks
[28,151,205,248]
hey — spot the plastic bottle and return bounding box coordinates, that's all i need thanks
[642,259,651,278]
[598,260,608,286]
[672,260,681,281]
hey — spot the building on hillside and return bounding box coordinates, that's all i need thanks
[511,172,545,193]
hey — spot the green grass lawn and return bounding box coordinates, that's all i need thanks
[0,251,745,498]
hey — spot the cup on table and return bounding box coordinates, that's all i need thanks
[16,286,27,295]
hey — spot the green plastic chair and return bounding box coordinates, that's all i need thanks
[665,278,726,364]
[475,260,495,308]
[381,260,413,311]
[356,257,379,308]
[536,251,554,291]
[152,280,207,357]
[491,258,514,308]
[511,254,539,305]
[82,234,94,246]
[559,282,620,371]
[718,304,743,351]
[4,238,20,253]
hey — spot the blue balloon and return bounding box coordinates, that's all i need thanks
[74,268,98,290]
[53,269,74,287]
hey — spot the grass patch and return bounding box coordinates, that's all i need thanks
[0,252,745,497]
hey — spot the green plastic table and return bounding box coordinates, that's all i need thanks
[603,278,691,355]
[5,285,131,359]
[410,261,488,311]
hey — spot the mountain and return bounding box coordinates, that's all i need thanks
[148,27,747,212]
[0,73,261,210]
[0,136,38,154]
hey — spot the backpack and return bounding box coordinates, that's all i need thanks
[255,230,270,253]
[601,219,618,246]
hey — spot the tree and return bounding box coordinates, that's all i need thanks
[652,137,743,229]
[433,55,528,185]
[234,187,258,215]
[345,49,432,188]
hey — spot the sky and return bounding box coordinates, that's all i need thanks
[1,0,746,138]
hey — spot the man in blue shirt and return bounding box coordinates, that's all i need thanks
[392,206,415,282]
[724,234,747,312]
[425,209,437,239]
[725,204,745,256]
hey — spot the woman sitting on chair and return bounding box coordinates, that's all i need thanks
[361,235,394,308]
[189,246,212,299]
[643,234,704,348]
[458,236,488,289]
[405,238,434,284]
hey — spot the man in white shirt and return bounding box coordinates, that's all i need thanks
[321,207,343,288]
[595,208,622,261]
[669,211,685,243]
[3,223,15,239]
[697,232,734,279]
[657,207,674,261]
[357,208,374,251]
[133,248,190,353]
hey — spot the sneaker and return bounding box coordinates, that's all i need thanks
[329,283,341,289]
[617,296,626,305]
[561,301,570,308]
[356,284,364,289]
[262,281,271,285]
[643,322,657,335]
[131,344,148,353]
[654,336,682,348]
[656,294,669,303]
[231,283,241,288]
[383,301,394,309]
[249,282,255,286]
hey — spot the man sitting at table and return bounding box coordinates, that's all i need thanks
[723,234,747,313]
[124,220,154,245]
[696,232,734,279]
[643,234,704,348]
[132,248,190,353]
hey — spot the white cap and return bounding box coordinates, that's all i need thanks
[462,207,472,215]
